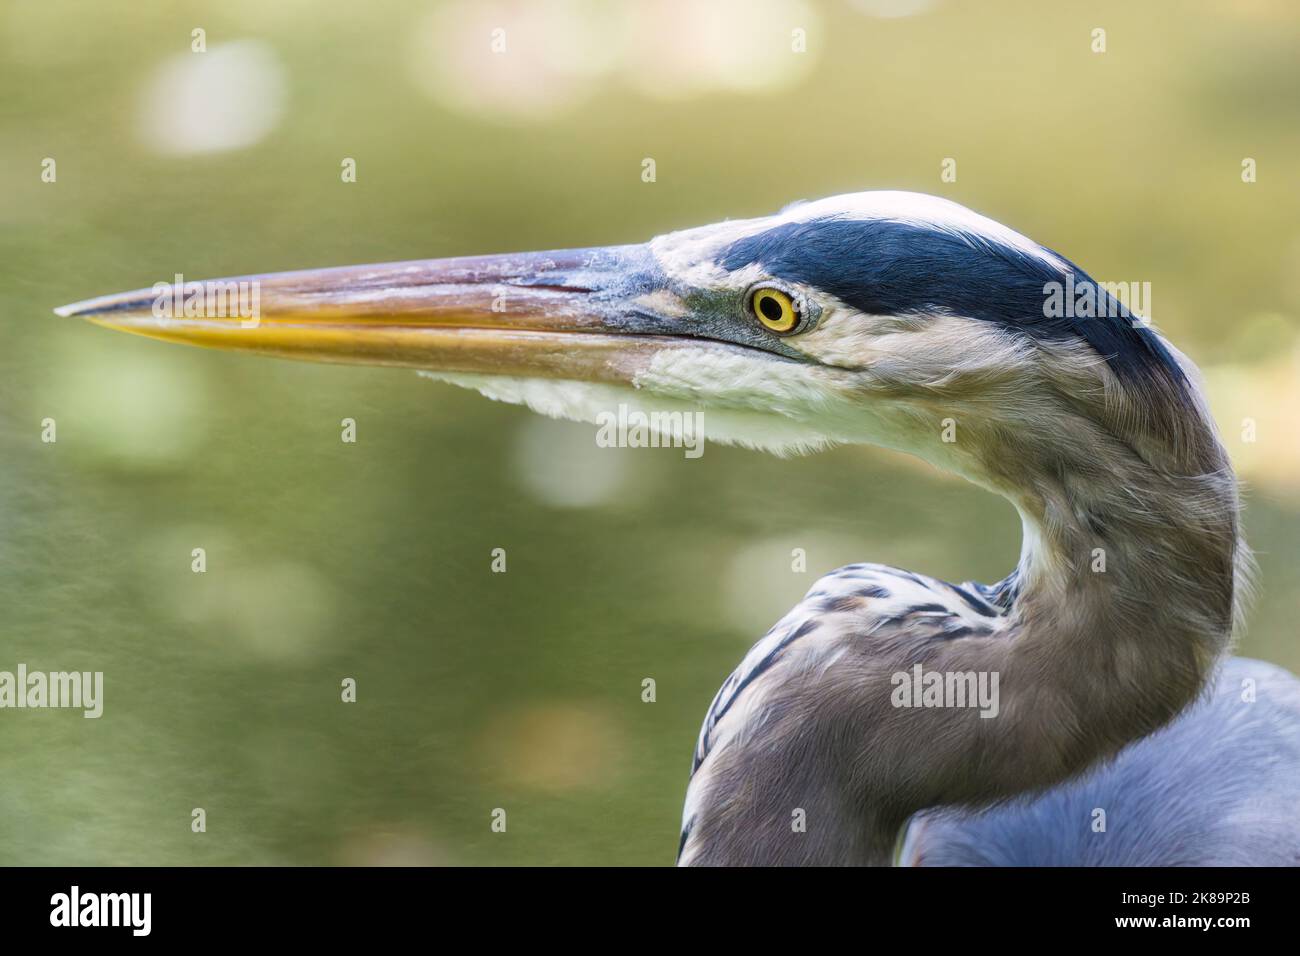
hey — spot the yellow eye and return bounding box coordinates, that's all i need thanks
[750,287,800,334]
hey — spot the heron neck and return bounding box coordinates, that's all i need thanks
[886,416,1242,851]
[682,407,1243,867]
[990,443,1242,782]
[878,451,1239,864]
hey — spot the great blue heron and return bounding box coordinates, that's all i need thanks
[59,191,1300,866]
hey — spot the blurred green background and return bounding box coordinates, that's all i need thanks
[1,0,1297,865]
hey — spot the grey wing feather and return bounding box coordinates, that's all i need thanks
[901,657,1300,866]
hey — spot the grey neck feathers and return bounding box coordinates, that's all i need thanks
[686,380,1244,866]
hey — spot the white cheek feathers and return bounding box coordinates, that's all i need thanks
[418,348,851,457]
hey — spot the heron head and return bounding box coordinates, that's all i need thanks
[59,190,1209,489]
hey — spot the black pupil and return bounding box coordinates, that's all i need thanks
[759,295,787,322]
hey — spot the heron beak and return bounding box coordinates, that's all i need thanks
[55,245,682,386]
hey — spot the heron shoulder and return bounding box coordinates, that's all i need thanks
[679,561,1014,863]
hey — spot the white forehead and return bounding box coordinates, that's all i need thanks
[783,191,1049,255]
[649,190,1063,287]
